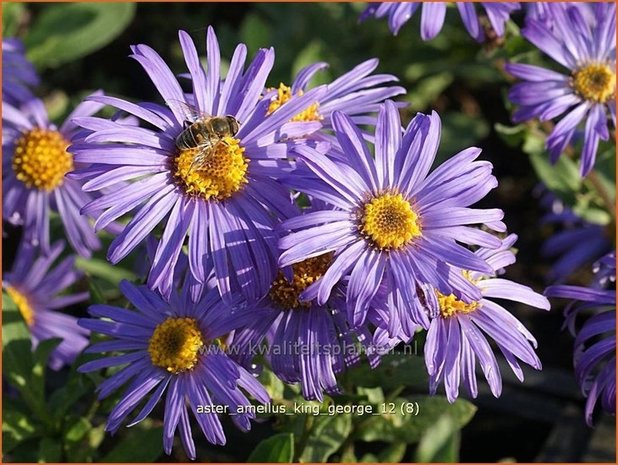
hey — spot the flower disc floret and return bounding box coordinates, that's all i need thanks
[572,63,616,103]
[148,317,204,374]
[267,83,322,122]
[173,136,248,201]
[437,292,480,318]
[360,193,421,249]
[269,254,332,309]
[12,129,72,191]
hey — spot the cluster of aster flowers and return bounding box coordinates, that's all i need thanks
[2,5,614,460]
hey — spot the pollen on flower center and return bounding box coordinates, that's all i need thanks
[267,83,322,122]
[437,271,481,318]
[360,193,421,249]
[173,136,248,201]
[148,317,204,374]
[572,63,616,103]
[12,128,73,191]
[5,286,34,326]
[269,254,333,309]
[437,292,480,318]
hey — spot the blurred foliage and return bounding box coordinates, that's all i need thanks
[25,3,136,69]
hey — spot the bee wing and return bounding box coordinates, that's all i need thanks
[166,99,210,122]
[191,139,224,172]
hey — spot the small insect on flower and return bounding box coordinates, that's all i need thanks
[175,105,240,167]
[70,26,327,303]
[2,240,90,370]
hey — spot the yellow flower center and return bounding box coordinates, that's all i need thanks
[6,286,34,326]
[436,271,481,318]
[436,292,480,318]
[148,317,204,374]
[572,63,616,103]
[173,136,248,201]
[12,129,73,191]
[269,254,333,309]
[360,193,422,250]
[267,83,322,122]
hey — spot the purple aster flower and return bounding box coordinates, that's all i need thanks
[70,27,326,302]
[279,101,505,338]
[78,279,270,459]
[506,2,616,176]
[422,234,550,402]
[230,252,380,402]
[264,58,405,128]
[525,2,597,30]
[538,187,612,283]
[546,252,616,425]
[2,38,39,105]
[360,2,520,42]
[3,96,104,257]
[2,240,90,370]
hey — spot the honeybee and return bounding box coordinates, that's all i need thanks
[172,100,240,171]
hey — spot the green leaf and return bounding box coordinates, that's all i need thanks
[102,421,163,462]
[43,91,70,123]
[405,72,453,111]
[240,13,272,57]
[64,417,92,443]
[378,442,408,462]
[346,353,428,391]
[258,368,285,401]
[25,3,136,69]
[494,123,526,148]
[355,396,476,445]
[88,277,107,305]
[3,3,27,37]
[48,376,93,421]
[248,433,295,462]
[39,437,63,462]
[64,416,104,461]
[64,423,105,462]
[356,386,385,404]
[414,414,461,462]
[572,203,612,226]
[437,112,490,164]
[2,399,39,453]
[360,442,408,463]
[291,40,331,87]
[75,257,137,285]
[2,292,35,396]
[30,338,62,406]
[299,414,352,462]
[528,150,581,202]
